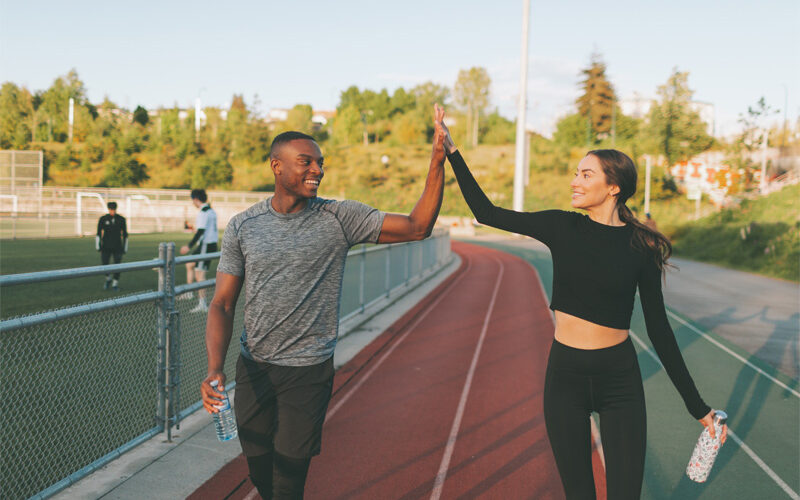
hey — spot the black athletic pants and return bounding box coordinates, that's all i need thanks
[234,355,334,499]
[543,337,647,500]
[100,249,123,280]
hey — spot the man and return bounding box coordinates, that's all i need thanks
[201,105,447,499]
[180,189,218,312]
[96,201,128,290]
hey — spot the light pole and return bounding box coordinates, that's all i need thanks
[513,0,531,213]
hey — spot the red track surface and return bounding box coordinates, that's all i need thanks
[189,242,606,499]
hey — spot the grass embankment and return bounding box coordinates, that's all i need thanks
[669,184,800,282]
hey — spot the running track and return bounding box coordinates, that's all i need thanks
[190,242,605,499]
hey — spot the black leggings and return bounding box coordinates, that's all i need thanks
[544,337,647,500]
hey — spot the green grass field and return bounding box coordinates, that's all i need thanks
[0,231,215,318]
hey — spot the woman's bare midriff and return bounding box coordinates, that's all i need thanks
[553,310,629,349]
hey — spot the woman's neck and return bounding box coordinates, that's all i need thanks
[585,200,624,226]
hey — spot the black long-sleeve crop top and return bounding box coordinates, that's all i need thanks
[448,150,710,419]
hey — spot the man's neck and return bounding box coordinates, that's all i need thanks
[271,193,310,214]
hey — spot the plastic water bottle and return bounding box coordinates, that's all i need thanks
[686,410,727,482]
[210,380,238,441]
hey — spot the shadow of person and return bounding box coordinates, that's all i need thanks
[661,307,799,499]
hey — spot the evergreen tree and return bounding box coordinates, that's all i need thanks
[576,52,616,142]
[132,105,149,126]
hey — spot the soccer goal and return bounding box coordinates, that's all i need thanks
[76,192,107,236]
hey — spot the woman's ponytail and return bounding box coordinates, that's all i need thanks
[587,149,673,273]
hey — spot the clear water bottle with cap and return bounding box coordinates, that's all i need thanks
[210,380,238,441]
[686,410,727,482]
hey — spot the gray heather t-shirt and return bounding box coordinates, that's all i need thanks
[217,197,385,366]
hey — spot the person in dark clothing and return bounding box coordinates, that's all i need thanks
[96,201,128,290]
[440,122,727,499]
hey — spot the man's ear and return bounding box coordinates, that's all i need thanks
[270,157,280,175]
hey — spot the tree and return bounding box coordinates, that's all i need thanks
[283,104,314,134]
[102,152,148,186]
[132,105,149,126]
[454,67,490,148]
[330,105,363,145]
[645,69,714,165]
[576,52,616,142]
[0,82,32,148]
[553,113,590,148]
[481,110,515,144]
[727,97,779,186]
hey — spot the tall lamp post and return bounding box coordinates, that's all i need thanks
[513,0,531,212]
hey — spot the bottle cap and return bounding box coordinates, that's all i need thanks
[713,410,727,426]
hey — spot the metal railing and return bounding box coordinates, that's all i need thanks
[0,229,451,500]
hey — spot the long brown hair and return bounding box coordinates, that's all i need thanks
[586,149,672,272]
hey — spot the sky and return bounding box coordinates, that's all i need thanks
[1,0,798,137]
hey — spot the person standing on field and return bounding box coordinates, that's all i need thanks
[200,105,448,499]
[180,189,218,312]
[96,201,128,291]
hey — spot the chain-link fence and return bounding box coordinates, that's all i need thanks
[0,229,451,499]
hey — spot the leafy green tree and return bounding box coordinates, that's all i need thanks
[102,151,148,186]
[576,52,616,141]
[331,104,363,145]
[726,97,778,187]
[132,105,149,126]
[645,68,714,165]
[454,67,490,148]
[189,152,232,188]
[283,104,314,134]
[553,113,590,148]
[480,110,515,144]
[0,82,33,148]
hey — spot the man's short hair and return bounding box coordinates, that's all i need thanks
[270,131,316,159]
[107,201,117,210]
[190,189,208,202]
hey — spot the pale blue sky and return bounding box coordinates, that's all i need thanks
[1,0,798,136]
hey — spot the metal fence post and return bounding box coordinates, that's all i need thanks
[157,243,176,438]
[359,245,366,313]
[385,245,391,298]
[405,242,410,286]
[156,243,167,433]
[164,243,176,441]
[168,309,181,438]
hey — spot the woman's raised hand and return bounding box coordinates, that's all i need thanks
[431,104,447,162]
[434,104,457,154]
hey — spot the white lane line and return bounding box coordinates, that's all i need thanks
[665,309,799,399]
[242,487,259,500]
[326,255,474,421]
[429,257,505,500]
[528,259,607,472]
[629,329,800,499]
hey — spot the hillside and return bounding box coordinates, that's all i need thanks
[670,184,799,282]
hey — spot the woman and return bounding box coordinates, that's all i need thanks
[439,126,726,499]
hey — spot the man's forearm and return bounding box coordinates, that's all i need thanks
[408,156,445,238]
[205,302,235,373]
